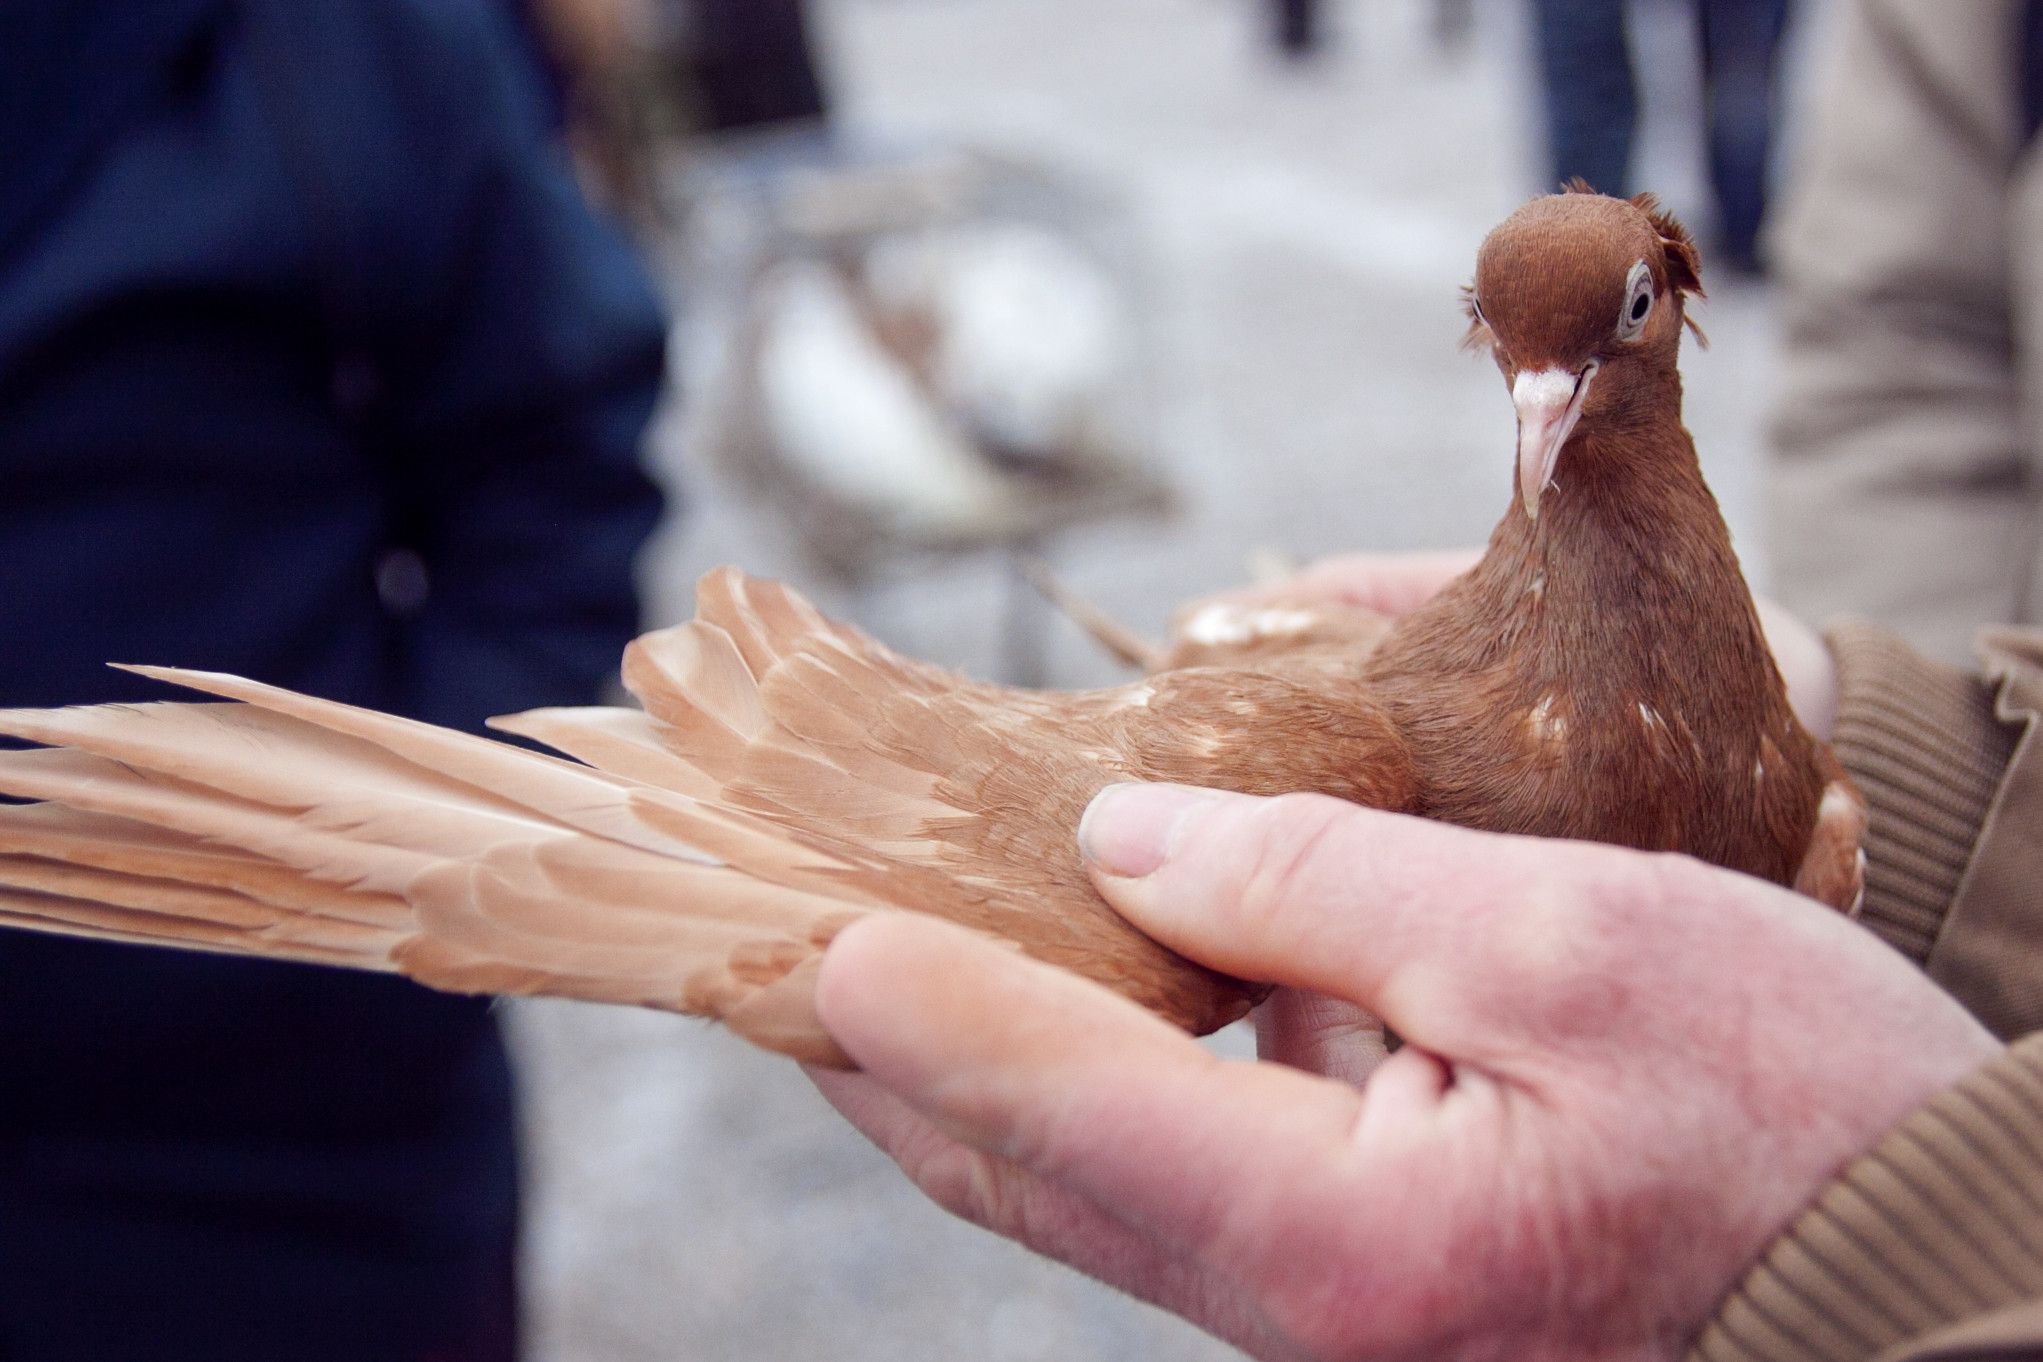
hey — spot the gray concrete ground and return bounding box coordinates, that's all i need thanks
[510,1,1809,1357]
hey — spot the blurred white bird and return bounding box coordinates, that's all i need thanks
[862,221,1128,469]
[699,188,1172,581]
[748,250,1034,545]
[680,150,1179,681]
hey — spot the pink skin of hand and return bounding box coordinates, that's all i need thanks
[812,792,1996,1362]
[808,554,1977,1362]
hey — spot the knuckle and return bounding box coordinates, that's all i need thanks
[1487,842,1688,1035]
[1230,793,1355,935]
[1523,837,1658,923]
[914,1139,1034,1234]
[1618,846,1708,920]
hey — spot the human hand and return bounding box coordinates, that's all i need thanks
[1196,549,1842,738]
[811,785,1996,1362]
[1755,598,1840,741]
[1206,549,1481,617]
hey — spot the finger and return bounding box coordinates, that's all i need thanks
[1212,549,1479,615]
[1756,597,1838,739]
[1078,784,1637,1052]
[808,1066,1287,1357]
[1283,549,1481,614]
[1254,989,1390,1086]
[813,912,1372,1260]
[809,1066,1142,1267]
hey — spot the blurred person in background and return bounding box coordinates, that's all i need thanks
[523,0,832,216]
[1533,0,1791,272]
[686,0,829,135]
[0,2,665,1359]
[1769,0,2043,666]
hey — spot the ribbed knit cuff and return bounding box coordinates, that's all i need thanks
[1689,1034,2043,1362]
[1820,621,2016,966]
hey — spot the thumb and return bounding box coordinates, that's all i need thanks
[1078,782,1628,1050]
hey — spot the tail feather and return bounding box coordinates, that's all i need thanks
[690,567,835,677]
[621,620,766,763]
[0,674,891,1062]
[0,802,398,917]
[486,707,719,797]
[107,669,717,864]
[0,566,1264,1063]
[0,746,442,897]
[0,855,313,932]
[0,883,409,964]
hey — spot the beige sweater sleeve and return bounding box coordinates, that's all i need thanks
[1690,624,2043,1360]
[1767,0,2042,665]
[1826,623,2041,1040]
[1690,1035,2043,1361]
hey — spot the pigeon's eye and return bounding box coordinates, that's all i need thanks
[1615,260,1653,341]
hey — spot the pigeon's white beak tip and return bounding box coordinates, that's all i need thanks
[1513,363,1595,520]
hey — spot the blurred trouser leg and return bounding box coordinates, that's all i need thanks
[1531,0,1635,196]
[688,0,828,132]
[1696,0,1790,270]
[1275,0,1321,56]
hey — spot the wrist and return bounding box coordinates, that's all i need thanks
[1689,1036,2038,1362]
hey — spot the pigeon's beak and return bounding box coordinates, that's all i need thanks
[1514,361,1596,520]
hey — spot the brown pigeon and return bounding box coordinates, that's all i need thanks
[0,189,1863,1066]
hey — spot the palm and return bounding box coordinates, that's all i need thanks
[812,794,1995,1362]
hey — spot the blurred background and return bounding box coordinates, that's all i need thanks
[24,0,1999,1359]
[514,0,1820,1359]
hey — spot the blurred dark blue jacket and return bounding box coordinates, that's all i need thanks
[0,2,667,1358]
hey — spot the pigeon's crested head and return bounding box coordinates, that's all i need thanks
[1461,185,1705,519]
[1464,186,1703,369]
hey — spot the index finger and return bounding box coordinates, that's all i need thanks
[813,912,1374,1256]
[1210,549,1480,616]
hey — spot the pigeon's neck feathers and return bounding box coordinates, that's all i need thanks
[1515,398,1716,569]
[1492,407,1760,664]
[1362,398,1810,879]
[1374,397,1773,725]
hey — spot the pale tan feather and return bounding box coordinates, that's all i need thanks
[0,683,913,1063]
[0,892,399,970]
[0,568,1427,1062]
[486,706,719,797]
